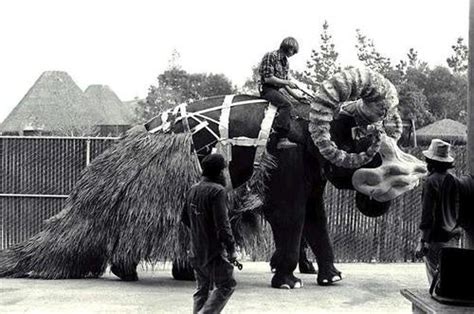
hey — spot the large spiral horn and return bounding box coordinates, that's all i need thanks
[309,68,399,169]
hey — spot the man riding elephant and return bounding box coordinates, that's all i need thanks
[259,36,306,149]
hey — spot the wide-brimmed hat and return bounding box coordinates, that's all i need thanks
[422,139,454,163]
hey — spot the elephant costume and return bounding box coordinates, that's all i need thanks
[0,68,426,289]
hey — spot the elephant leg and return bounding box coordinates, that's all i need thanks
[304,185,342,286]
[110,260,139,281]
[172,259,196,281]
[267,216,304,289]
[298,237,317,274]
[110,236,140,281]
[264,148,308,288]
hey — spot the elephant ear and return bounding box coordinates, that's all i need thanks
[309,67,399,169]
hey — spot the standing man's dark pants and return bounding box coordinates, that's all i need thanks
[260,86,292,138]
[193,257,237,314]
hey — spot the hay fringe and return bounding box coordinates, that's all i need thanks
[0,128,200,278]
[229,151,277,248]
[0,126,276,279]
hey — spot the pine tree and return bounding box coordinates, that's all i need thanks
[355,29,392,75]
[446,37,468,75]
[293,21,340,92]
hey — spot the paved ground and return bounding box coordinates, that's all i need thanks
[1,262,427,313]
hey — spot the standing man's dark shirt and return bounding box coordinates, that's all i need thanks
[419,172,461,243]
[182,177,236,267]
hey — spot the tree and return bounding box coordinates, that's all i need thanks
[241,65,260,95]
[293,21,341,92]
[446,37,468,75]
[136,52,235,122]
[379,48,434,127]
[397,81,435,128]
[424,66,468,121]
[355,29,392,75]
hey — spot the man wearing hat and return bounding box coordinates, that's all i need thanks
[416,139,461,285]
[181,153,238,314]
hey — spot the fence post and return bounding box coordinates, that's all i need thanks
[86,139,91,166]
[466,0,474,249]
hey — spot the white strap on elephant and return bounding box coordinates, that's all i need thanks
[147,95,277,170]
[214,95,277,165]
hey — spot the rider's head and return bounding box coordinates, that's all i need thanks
[280,37,299,57]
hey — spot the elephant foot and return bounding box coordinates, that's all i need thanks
[271,273,303,289]
[298,261,317,274]
[171,260,196,281]
[110,264,138,281]
[317,267,342,286]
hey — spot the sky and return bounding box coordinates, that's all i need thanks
[0,0,469,123]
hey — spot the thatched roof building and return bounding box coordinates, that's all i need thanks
[416,118,467,145]
[0,71,100,135]
[0,72,135,136]
[84,85,136,136]
[84,85,135,125]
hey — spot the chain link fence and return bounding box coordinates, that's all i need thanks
[0,136,117,249]
[0,136,468,262]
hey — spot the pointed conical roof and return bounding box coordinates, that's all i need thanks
[0,71,102,134]
[84,85,134,125]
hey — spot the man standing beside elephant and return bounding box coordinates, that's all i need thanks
[259,36,305,149]
[182,153,238,314]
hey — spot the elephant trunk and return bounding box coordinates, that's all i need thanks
[308,67,399,169]
[351,134,427,202]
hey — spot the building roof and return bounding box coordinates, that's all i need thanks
[84,85,135,125]
[416,118,467,145]
[0,71,134,135]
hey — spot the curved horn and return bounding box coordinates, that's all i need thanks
[309,68,399,169]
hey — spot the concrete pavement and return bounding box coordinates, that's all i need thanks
[0,262,427,313]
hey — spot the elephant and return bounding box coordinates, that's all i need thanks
[0,68,426,289]
[146,68,427,288]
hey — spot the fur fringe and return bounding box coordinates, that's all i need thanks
[229,151,277,248]
[0,126,276,279]
[0,127,201,278]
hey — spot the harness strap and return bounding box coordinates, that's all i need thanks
[215,95,234,188]
[221,137,268,146]
[254,104,277,165]
[176,103,190,133]
[191,121,209,134]
[173,99,268,125]
[216,95,233,161]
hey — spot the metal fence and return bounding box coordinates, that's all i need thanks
[0,136,117,249]
[0,136,468,262]
[325,145,467,262]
